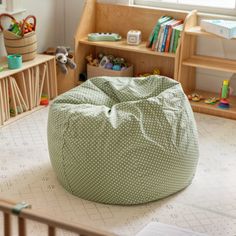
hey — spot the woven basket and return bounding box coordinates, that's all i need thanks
[0,14,37,62]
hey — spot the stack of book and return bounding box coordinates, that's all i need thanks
[147,16,184,53]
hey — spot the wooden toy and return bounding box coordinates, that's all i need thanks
[40,95,49,106]
[88,32,122,41]
[127,30,142,45]
[204,97,219,105]
[218,80,230,109]
[86,54,99,67]
[188,93,203,102]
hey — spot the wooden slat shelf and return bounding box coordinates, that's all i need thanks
[79,37,176,58]
[182,55,236,73]
[0,54,55,79]
[0,54,57,126]
[190,90,236,120]
[185,26,236,40]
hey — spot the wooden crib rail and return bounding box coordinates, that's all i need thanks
[0,199,116,236]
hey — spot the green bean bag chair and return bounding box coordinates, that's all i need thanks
[48,76,199,205]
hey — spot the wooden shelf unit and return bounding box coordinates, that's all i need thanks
[178,11,236,120]
[79,38,176,58]
[185,26,236,40]
[75,0,189,82]
[182,55,236,73]
[190,90,236,119]
[0,54,57,126]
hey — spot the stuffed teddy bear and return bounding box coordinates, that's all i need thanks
[55,46,76,74]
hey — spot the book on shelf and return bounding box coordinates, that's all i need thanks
[169,27,176,53]
[172,24,183,53]
[153,18,174,51]
[164,19,183,52]
[159,19,176,52]
[147,15,184,53]
[146,16,172,48]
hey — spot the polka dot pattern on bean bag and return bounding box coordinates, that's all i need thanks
[48,76,199,205]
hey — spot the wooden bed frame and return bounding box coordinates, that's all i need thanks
[0,199,116,236]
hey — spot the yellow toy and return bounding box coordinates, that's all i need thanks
[188,93,203,102]
[138,69,160,77]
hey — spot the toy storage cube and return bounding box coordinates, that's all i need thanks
[87,64,133,79]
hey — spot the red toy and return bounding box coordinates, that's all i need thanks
[40,95,49,106]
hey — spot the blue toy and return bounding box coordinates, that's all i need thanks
[112,65,121,71]
[105,62,113,69]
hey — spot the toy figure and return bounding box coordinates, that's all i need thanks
[55,46,77,74]
[218,80,230,109]
[86,54,99,67]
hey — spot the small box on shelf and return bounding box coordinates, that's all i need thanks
[200,19,236,39]
[87,64,134,79]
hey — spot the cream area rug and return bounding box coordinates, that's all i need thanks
[0,107,236,236]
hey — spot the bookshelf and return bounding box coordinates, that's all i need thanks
[75,0,189,83]
[79,37,176,58]
[178,11,236,120]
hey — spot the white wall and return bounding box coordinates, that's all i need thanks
[55,0,128,48]
[196,37,236,94]
[21,0,57,52]
[55,0,85,48]
[0,0,56,57]
[1,0,236,94]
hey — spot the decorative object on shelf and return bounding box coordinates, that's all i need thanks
[55,46,77,74]
[147,15,184,53]
[204,97,220,105]
[88,32,122,41]
[127,30,142,45]
[218,80,230,109]
[7,54,22,70]
[0,13,37,62]
[188,93,203,102]
[138,68,160,77]
[200,19,236,39]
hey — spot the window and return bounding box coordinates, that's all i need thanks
[0,0,22,13]
[133,0,236,15]
[0,0,6,12]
